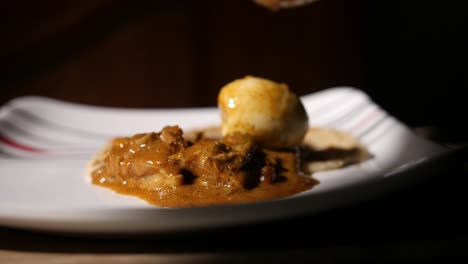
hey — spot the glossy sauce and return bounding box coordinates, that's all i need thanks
[90,126,318,207]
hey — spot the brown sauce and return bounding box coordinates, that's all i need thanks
[90,126,318,207]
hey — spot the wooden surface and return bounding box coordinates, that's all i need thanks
[1,141,467,263]
[0,0,362,108]
[2,0,467,128]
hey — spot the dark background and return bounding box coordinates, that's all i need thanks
[1,0,467,136]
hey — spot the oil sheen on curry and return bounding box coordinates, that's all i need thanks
[89,76,368,207]
[90,126,320,207]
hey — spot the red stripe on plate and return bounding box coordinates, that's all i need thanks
[349,108,383,133]
[0,134,44,153]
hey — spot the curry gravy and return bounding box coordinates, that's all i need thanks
[90,126,318,207]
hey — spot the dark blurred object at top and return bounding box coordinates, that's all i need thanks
[254,0,319,11]
[0,0,467,135]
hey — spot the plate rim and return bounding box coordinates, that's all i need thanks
[0,88,454,235]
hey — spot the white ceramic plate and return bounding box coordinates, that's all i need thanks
[0,88,450,235]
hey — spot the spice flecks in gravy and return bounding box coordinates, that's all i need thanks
[90,126,318,207]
